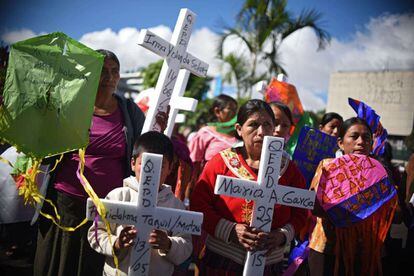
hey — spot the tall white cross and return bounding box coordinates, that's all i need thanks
[138,8,208,133]
[164,69,197,137]
[214,136,316,276]
[251,80,267,100]
[86,153,203,276]
[136,69,197,137]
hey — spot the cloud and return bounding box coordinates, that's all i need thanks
[79,26,173,72]
[278,13,414,110]
[78,26,230,77]
[1,28,40,44]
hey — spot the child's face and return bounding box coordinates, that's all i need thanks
[271,105,292,140]
[131,153,172,190]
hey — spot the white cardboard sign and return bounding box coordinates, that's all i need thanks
[86,153,203,276]
[138,8,208,133]
[214,136,315,276]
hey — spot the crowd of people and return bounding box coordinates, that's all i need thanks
[1,49,413,276]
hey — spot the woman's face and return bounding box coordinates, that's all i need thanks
[320,118,342,137]
[271,106,291,140]
[236,111,274,157]
[98,58,120,94]
[215,102,238,123]
[338,124,372,155]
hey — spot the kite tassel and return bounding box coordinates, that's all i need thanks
[77,148,120,275]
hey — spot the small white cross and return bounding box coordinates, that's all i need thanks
[137,8,208,133]
[86,153,203,276]
[214,136,315,276]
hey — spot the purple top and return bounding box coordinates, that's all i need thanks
[54,107,126,199]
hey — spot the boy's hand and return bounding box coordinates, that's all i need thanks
[114,226,137,252]
[148,229,172,252]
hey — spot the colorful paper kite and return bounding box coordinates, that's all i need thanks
[0,32,104,159]
[264,77,304,125]
[0,32,107,231]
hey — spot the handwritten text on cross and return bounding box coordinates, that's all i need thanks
[86,153,203,276]
[214,136,316,276]
[138,8,208,133]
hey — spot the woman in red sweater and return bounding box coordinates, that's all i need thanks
[191,99,306,275]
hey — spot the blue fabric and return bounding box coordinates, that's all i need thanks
[288,239,309,265]
[327,176,396,227]
[292,126,337,188]
[348,98,388,156]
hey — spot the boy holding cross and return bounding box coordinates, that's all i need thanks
[87,131,192,276]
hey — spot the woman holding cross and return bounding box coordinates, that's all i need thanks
[34,50,168,276]
[190,99,307,275]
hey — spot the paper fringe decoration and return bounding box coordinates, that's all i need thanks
[0,149,120,274]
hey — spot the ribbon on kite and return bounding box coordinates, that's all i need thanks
[77,148,119,272]
[0,153,90,231]
[348,98,388,156]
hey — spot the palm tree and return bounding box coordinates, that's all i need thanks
[218,0,330,95]
[222,53,249,99]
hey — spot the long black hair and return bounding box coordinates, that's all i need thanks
[338,117,373,140]
[320,112,343,127]
[237,99,276,126]
[96,49,120,69]
[269,101,294,125]
[208,94,237,122]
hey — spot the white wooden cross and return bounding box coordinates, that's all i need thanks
[136,69,197,137]
[86,153,203,276]
[252,74,288,100]
[138,8,208,133]
[251,80,267,100]
[164,69,197,137]
[214,136,316,276]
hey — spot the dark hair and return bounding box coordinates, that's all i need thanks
[96,49,120,69]
[132,131,174,163]
[381,141,393,162]
[269,101,294,125]
[209,94,238,121]
[237,99,276,126]
[338,117,373,140]
[320,112,343,127]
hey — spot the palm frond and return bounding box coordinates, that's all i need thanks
[282,9,331,50]
[217,27,254,59]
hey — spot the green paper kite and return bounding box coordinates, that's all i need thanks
[0,32,104,159]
